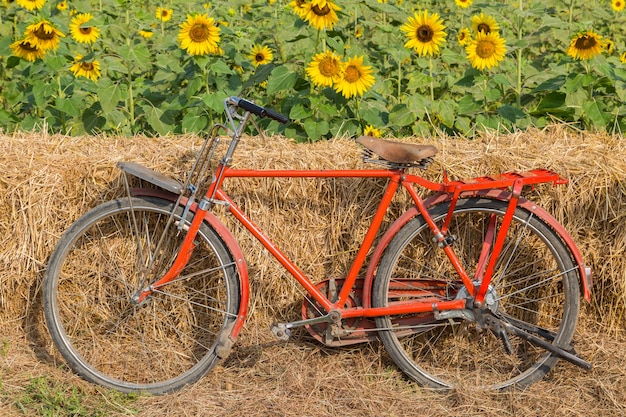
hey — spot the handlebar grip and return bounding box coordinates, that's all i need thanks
[237,98,289,124]
[263,107,290,124]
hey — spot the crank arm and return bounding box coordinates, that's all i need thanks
[270,311,338,341]
[502,321,592,370]
[284,312,336,329]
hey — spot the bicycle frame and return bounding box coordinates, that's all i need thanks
[129,96,591,342]
[132,161,591,326]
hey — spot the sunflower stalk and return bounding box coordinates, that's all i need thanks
[568,0,576,29]
[123,9,136,133]
[397,60,402,101]
[429,57,434,101]
[584,62,594,100]
[515,0,524,109]
[483,76,489,115]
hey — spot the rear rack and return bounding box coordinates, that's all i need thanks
[443,169,567,193]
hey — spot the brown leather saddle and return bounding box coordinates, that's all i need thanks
[356,136,438,167]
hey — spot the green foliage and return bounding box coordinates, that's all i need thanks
[14,377,140,416]
[0,0,625,139]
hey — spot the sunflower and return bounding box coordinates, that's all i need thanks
[306,50,343,87]
[471,12,500,35]
[248,44,273,67]
[457,27,471,46]
[566,30,604,60]
[621,52,626,64]
[364,125,383,138]
[16,0,44,11]
[465,31,507,70]
[70,54,102,82]
[334,55,375,99]
[605,38,614,54]
[289,0,308,19]
[138,30,154,39]
[455,0,472,8]
[303,0,341,31]
[612,0,625,11]
[10,39,46,62]
[400,10,447,57]
[25,20,65,51]
[70,13,100,44]
[178,14,221,56]
[57,1,68,11]
[156,7,173,22]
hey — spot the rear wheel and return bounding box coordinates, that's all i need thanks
[43,196,240,394]
[372,198,580,389]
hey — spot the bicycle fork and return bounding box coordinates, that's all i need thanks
[131,198,211,305]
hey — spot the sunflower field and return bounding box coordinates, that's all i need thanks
[1,0,625,140]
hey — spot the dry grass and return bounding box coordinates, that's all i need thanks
[1,126,626,416]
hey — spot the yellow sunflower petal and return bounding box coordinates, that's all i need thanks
[334,55,375,98]
[465,31,507,70]
[306,50,343,87]
[401,10,447,57]
[178,14,221,56]
[566,30,605,61]
[248,44,273,67]
[70,13,100,44]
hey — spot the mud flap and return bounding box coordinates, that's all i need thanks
[215,321,236,359]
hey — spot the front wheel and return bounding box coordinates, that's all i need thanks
[372,198,580,389]
[43,196,241,394]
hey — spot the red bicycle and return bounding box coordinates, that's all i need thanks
[43,96,592,394]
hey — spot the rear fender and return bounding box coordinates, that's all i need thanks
[362,190,591,307]
[128,188,249,339]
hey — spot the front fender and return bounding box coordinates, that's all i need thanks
[129,188,249,339]
[362,190,591,307]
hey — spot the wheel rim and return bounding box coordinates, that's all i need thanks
[375,200,578,389]
[47,200,238,392]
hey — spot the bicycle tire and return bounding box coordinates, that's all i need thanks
[43,196,240,394]
[372,197,580,389]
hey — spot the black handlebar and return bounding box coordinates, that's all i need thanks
[234,97,290,124]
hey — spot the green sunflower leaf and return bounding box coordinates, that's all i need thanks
[498,105,526,123]
[209,60,234,75]
[97,81,125,115]
[242,64,275,91]
[583,100,607,130]
[457,95,481,115]
[267,66,297,95]
[143,105,175,136]
[303,118,330,141]
[434,99,455,128]
[531,75,566,93]
[289,104,313,120]
[55,97,82,117]
[202,92,229,113]
[31,80,48,108]
[389,103,416,127]
[533,92,567,114]
[182,109,209,133]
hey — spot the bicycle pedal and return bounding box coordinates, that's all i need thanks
[494,323,514,355]
[270,322,291,341]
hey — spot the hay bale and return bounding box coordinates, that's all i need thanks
[1,126,625,335]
